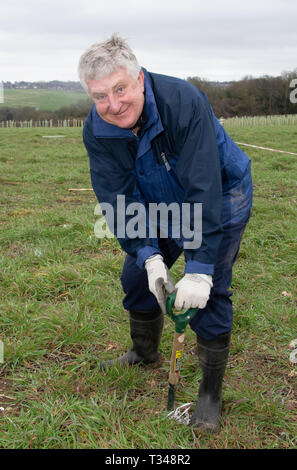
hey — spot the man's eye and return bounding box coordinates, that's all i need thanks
[117,86,125,94]
[94,94,106,101]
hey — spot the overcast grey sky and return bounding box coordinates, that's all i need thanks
[1,0,296,83]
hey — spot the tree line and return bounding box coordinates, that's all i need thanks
[0,69,296,122]
[188,69,297,117]
[0,99,92,123]
[3,80,84,92]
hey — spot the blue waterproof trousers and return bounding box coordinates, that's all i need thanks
[120,210,251,341]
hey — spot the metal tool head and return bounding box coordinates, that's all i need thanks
[155,277,171,316]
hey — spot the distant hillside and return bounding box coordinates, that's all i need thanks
[3,80,84,92]
[0,88,88,111]
[1,70,296,119]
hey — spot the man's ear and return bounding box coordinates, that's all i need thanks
[138,69,145,92]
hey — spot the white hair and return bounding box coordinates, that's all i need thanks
[78,33,141,92]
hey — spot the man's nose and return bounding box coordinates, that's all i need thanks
[108,95,121,113]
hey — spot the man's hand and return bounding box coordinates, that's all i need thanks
[145,254,175,307]
[174,273,213,310]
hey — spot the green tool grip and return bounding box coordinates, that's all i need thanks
[166,293,198,333]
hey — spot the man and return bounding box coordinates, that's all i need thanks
[79,34,253,434]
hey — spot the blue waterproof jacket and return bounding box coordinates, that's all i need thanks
[83,69,253,275]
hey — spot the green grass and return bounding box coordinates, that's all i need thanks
[0,89,87,111]
[225,122,297,155]
[0,125,296,449]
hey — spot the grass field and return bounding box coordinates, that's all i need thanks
[0,124,296,449]
[0,89,87,111]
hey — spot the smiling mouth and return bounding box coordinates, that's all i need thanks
[115,107,129,116]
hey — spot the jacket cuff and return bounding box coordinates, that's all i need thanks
[185,260,214,275]
[136,246,163,269]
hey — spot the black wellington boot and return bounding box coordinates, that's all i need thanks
[100,308,163,370]
[190,332,231,434]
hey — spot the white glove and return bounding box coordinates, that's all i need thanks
[145,254,175,306]
[174,273,213,310]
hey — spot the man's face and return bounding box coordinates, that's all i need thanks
[86,67,145,129]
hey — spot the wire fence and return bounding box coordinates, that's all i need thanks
[0,114,297,129]
[0,119,84,128]
[221,114,297,128]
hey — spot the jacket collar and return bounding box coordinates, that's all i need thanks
[92,68,163,139]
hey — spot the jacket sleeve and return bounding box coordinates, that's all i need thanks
[174,91,223,275]
[83,117,162,267]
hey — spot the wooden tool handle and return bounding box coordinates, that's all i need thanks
[168,331,185,386]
